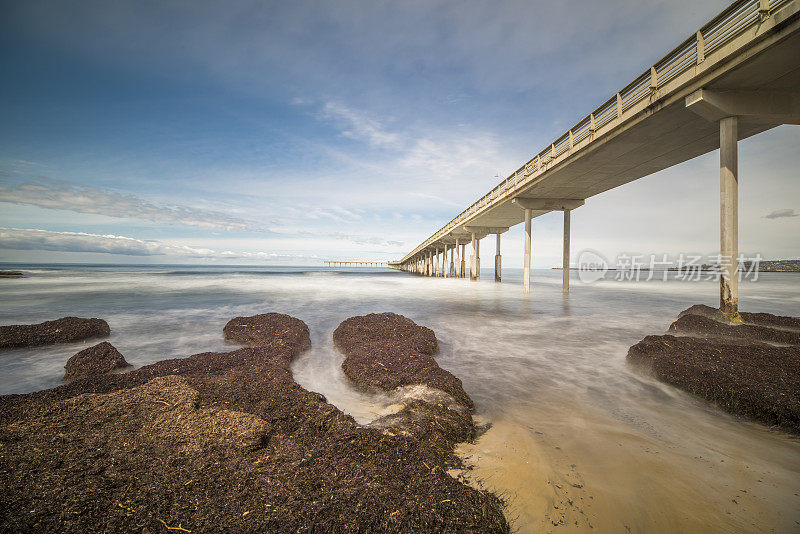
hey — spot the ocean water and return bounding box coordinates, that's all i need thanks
[1,263,798,532]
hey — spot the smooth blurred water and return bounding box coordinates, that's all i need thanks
[1,263,798,532]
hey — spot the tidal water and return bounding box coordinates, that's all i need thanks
[1,264,798,532]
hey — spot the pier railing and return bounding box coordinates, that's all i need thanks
[401,0,792,262]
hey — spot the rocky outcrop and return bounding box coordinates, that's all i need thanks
[223,312,311,352]
[333,312,483,468]
[334,312,472,409]
[669,313,800,345]
[0,317,110,349]
[63,342,131,380]
[678,303,800,329]
[0,312,508,533]
[628,305,800,433]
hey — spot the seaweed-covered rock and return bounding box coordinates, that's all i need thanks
[670,313,800,345]
[224,312,311,352]
[678,304,800,329]
[628,335,800,432]
[0,317,110,349]
[0,312,509,533]
[334,312,472,409]
[63,341,130,380]
[629,305,800,434]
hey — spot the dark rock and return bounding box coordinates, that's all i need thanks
[0,312,508,533]
[670,313,800,345]
[63,342,130,380]
[678,304,800,329]
[0,317,110,349]
[0,270,24,278]
[334,312,473,409]
[333,312,483,469]
[223,312,311,352]
[628,305,800,434]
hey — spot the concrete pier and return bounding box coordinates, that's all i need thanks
[460,244,466,278]
[449,245,455,278]
[389,2,800,301]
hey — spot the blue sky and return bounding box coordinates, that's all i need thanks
[1,0,798,266]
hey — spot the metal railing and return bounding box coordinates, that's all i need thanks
[401,0,792,262]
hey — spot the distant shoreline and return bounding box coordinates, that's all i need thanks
[553,259,800,273]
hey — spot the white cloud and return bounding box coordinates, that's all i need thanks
[321,102,400,148]
[315,100,505,182]
[0,227,304,261]
[329,232,403,247]
[0,180,270,233]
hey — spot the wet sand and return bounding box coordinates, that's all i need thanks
[457,392,800,533]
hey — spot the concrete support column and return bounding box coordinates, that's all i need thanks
[523,208,532,293]
[454,239,460,278]
[720,116,740,321]
[563,209,571,293]
[449,245,455,277]
[435,248,440,277]
[460,244,466,278]
[476,236,481,279]
[441,246,446,277]
[470,233,478,281]
[494,233,502,282]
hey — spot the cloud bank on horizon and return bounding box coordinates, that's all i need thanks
[0,228,315,262]
[0,0,798,265]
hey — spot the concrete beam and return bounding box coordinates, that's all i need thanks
[462,225,510,235]
[512,198,585,211]
[686,89,800,124]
